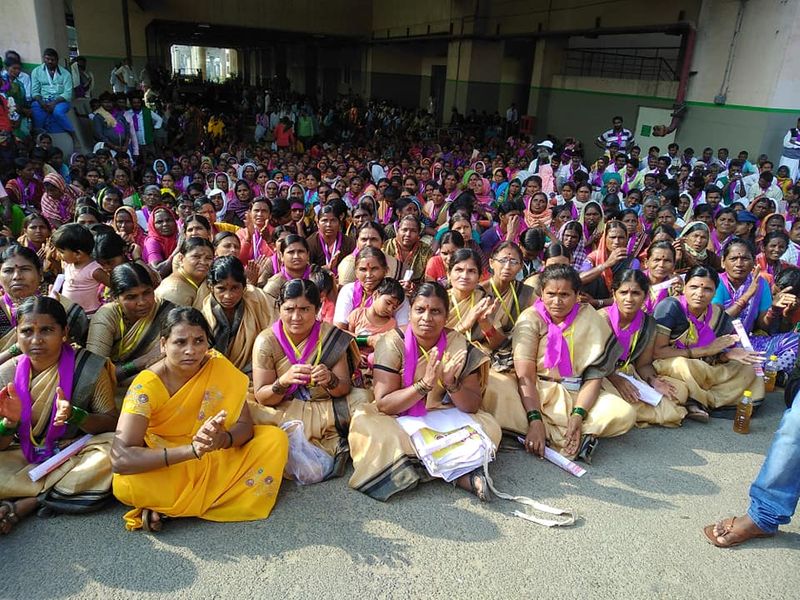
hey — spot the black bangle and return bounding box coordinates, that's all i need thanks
[225,431,234,449]
[526,409,542,423]
[163,447,169,467]
[272,380,288,394]
[191,443,200,459]
[571,406,588,419]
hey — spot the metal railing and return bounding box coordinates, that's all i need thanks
[563,47,679,81]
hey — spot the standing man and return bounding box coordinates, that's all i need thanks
[505,102,518,137]
[125,90,162,161]
[70,56,94,115]
[779,117,800,183]
[30,48,77,146]
[111,58,136,94]
[595,115,634,151]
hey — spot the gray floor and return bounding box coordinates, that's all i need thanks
[2,394,798,600]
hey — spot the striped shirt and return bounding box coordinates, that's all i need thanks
[598,127,634,150]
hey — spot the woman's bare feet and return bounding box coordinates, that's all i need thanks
[141,508,165,533]
[0,497,38,535]
[703,514,774,548]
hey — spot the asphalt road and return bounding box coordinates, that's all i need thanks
[2,392,798,600]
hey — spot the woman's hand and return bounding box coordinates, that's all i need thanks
[192,410,228,455]
[473,297,500,327]
[524,420,546,457]
[705,333,739,355]
[672,238,684,261]
[726,347,765,366]
[244,259,259,286]
[421,347,442,389]
[0,383,22,424]
[773,287,797,316]
[564,413,584,456]
[669,278,684,297]
[650,377,678,401]
[613,377,641,404]
[604,247,628,268]
[52,387,71,426]
[442,349,467,388]
[744,265,762,298]
[310,364,332,388]
[278,364,313,387]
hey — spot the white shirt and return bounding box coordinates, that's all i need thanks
[333,282,409,327]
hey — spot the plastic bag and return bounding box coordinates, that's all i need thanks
[280,420,333,485]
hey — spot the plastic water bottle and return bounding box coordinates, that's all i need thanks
[764,355,779,393]
[733,390,753,434]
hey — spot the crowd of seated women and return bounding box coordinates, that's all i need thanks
[1,131,798,535]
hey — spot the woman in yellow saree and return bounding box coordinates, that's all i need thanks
[87,262,173,402]
[476,242,536,438]
[0,246,88,366]
[513,265,636,461]
[252,279,366,479]
[155,238,213,308]
[112,307,288,532]
[348,282,501,501]
[0,297,118,534]
[652,265,765,419]
[201,256,271,379]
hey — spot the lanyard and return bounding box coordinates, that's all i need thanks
[620,329,640,371]
[285,330,323,366]
[450,291,474,342]
[490,280,520,326]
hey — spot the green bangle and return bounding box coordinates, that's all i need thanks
[526,410,542,423]
[66,405,89,428]
[571,406,588,419]
[8,344,21,357]
[121,361,136,378]
[0,419,18,436]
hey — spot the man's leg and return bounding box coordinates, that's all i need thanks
[30,101,47,132]
[748,396,800,533]
[50,102,75,133]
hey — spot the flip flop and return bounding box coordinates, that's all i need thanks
[469,469,492,503]
[703,516,774,548]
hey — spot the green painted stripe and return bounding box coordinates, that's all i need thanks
[531,85,799,114]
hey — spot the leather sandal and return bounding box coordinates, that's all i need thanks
[0,500,19,535]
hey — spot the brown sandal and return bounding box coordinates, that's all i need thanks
[703,516,773,548]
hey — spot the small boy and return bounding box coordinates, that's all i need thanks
[51,223,110,314]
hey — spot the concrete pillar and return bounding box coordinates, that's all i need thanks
[527,38,567,124]
[0,0,69,68]
[444,39,504,121]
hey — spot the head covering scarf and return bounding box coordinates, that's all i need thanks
[679,221,711,261]
[152,159,168,182]
[558,220,588,270]
[208,187,229,220]
[756,213,785,247]
[40,172,76,226]
[115,205,146,246]
[146,206,178,258]
[578,201,605,251]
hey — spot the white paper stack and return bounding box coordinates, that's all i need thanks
[397,408,495,482]
[616,372,664,406]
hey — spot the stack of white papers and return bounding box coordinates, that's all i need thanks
[398,408,495,482]
[616,372,664,406]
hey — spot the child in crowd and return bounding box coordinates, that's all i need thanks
[51,223,109,314]
[310,267,337,323]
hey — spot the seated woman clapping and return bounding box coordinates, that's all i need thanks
[348,282,501,501]
[111,307,288,532]
[0,297,118,535]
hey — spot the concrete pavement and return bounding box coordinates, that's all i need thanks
[2,393,798,600]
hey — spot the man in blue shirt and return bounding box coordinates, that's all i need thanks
[30,48,77,144]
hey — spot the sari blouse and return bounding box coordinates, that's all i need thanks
[373,328,489,411]
[86,299,174,366]
[252,322,357,403]
[155,273,211,308]
[512,303,621,381]
[382,239,433,283]
[0,348,116,442]
[121,352,248,449]
[201,285,272,373]
[653,297,733,355]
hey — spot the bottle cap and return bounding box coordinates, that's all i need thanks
[770,355,778,360]
[744,390,752,397]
